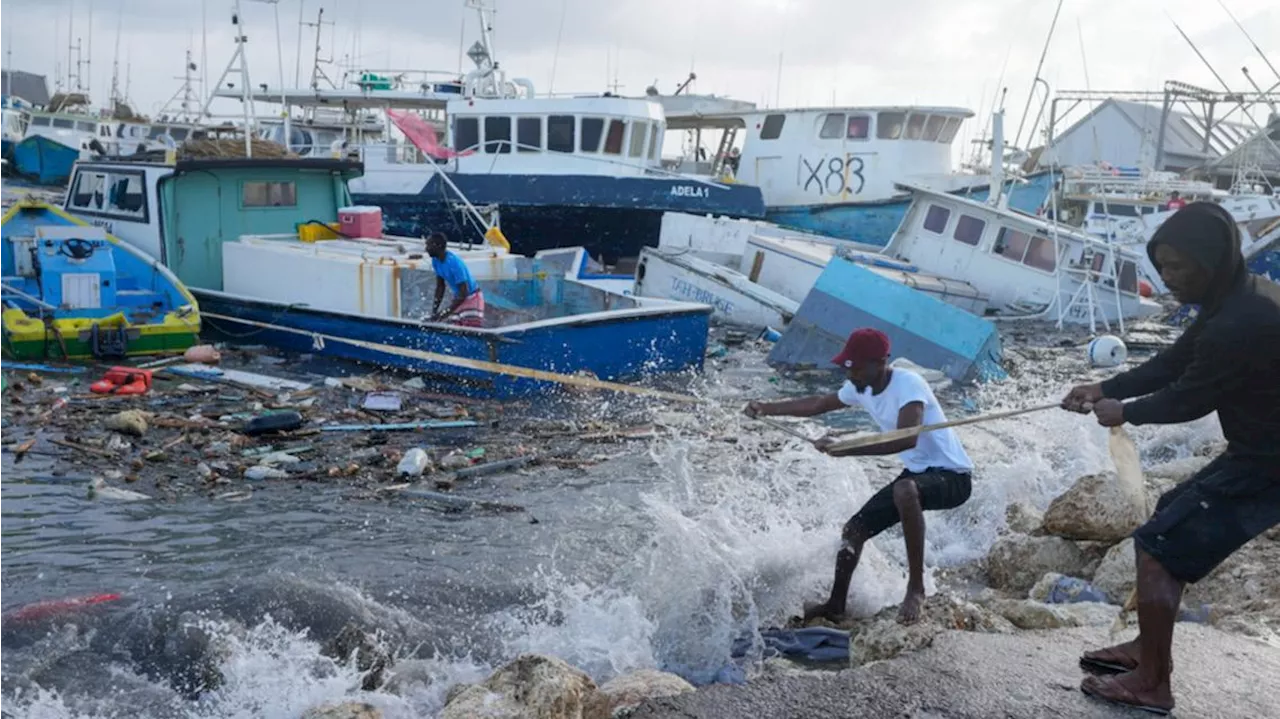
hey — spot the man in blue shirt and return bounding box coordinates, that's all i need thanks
[427,233,485,327]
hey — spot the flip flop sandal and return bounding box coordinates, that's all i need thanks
[1079,655,1135,675]
[1081,677,1173,716]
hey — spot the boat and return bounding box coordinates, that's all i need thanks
[59,154,715,398]
[1,199,200,360]
[209,1,766,266]
[1,97,29,168]
[662,103,1058,247]
[1042,163,1280,289]
[766,254,1006,384]
[630,211,988,330]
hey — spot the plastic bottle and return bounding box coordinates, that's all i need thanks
[397,448,430,477]
[245,466,289,480]
[243,410,304,436]
[1045,575,1110,604]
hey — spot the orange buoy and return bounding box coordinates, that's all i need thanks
[1138,280,1153,298]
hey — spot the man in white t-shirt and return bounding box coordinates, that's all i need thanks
[745,328,974,625]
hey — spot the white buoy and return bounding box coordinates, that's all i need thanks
[1087,335,1128,368]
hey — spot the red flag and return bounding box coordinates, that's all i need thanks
[386,109,474,160]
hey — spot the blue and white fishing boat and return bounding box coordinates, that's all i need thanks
[210,1,766,266]
[60,153,714,397]
[662,104,1057,247]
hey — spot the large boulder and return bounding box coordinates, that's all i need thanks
[321,624,392,691]
[848,594,1013,667]
[1090,538,1136,604]
[584,669,694,719]
[985,535,1090,594]
[986,599,1119,630]
[1042,472,1147,542]
[441,654,597,719]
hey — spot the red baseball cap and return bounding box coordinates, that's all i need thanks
[832,328,890,368]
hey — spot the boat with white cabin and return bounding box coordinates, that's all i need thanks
[58,153,717,397]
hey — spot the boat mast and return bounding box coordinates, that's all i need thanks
[201,0,258,156]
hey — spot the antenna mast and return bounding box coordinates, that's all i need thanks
[200,0,257,156]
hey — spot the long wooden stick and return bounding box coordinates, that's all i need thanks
[754,416,817,442]
[200,311,701,404]
[826,402,1062,452]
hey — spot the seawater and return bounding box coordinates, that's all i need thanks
[1,344,1223,718]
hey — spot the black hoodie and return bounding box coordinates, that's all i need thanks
[1100,201,1280,460]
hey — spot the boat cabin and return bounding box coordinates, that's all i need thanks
[62,157,364,292]
[885,184,1159,324]
[25,111,116,151]
[444,95,665,176]
[663,106,974,205]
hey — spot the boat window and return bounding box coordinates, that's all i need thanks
[454,117,480,151]
[647,123,660,160]
[846,115,870,140]
[628,121,647,157]
[484,116,512,154]
[760,113,785,140]
[1118,260,1138,293]
[938,116,962,143]
[922,204,951,234]
[31,116,51,127]
[1024,236,1057,272]
[52,118,74,129]
[905,113,926,140]
[75,121,95,132]
[877,111,904,139]
[242,181,297,208]
[68,170,146,218]
[516,117,542,152]
[69,171,108,210]
[547,115,574,153]
[994,226,1031,262]
[1095,201,1139,217]
[149,126,169,139]
[953,214,985,245]
[923,115,945,142]
[603,119,626,155]
[819,113,845,139]
[580,117,604,152]
[170,128,189,141]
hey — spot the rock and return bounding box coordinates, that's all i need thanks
[1041,471,1146,542]
[104,409,150,437]
[321,624,392,691]
[1090,538,1136,604]
[441,654,597,719]
[847,594,1012,667]
[300,702,382,719]
[1003,501,1043,535]
[584,670,695,719]
[986,599,1119,630]
[985,535,1090,593]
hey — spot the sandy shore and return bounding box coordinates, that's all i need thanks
[630,624,1280,718]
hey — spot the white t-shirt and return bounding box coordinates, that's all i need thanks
[836,369,973,474]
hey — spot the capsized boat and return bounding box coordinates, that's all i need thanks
[1,200,201,360]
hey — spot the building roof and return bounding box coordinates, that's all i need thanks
[1,70,51,107]
[1057,98,1258,163]
[1205,114,1280,175]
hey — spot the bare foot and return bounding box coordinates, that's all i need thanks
[897,589,925,625]
[802,601,846,624]
[1080,638,1142,674]
[1081,672,1175,715]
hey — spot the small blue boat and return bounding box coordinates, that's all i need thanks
[767,255,1005,383]
[12,135,81,186]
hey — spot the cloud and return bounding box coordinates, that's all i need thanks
[1,0,1276,153]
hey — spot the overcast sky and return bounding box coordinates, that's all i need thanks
[3,0,1277,154]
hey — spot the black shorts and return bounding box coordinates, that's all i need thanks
[1133,455,1280,584]
[843,467,973,542]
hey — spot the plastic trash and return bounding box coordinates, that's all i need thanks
[1044,575,1110,605]
[1087,334,1128,368]
[758,326,782,342]
[397,448,430,477]
[183,344,222,365]
[243,410,304,436]
[245,466,289,480]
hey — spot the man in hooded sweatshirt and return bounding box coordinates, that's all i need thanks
[1062,201,1280,715]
